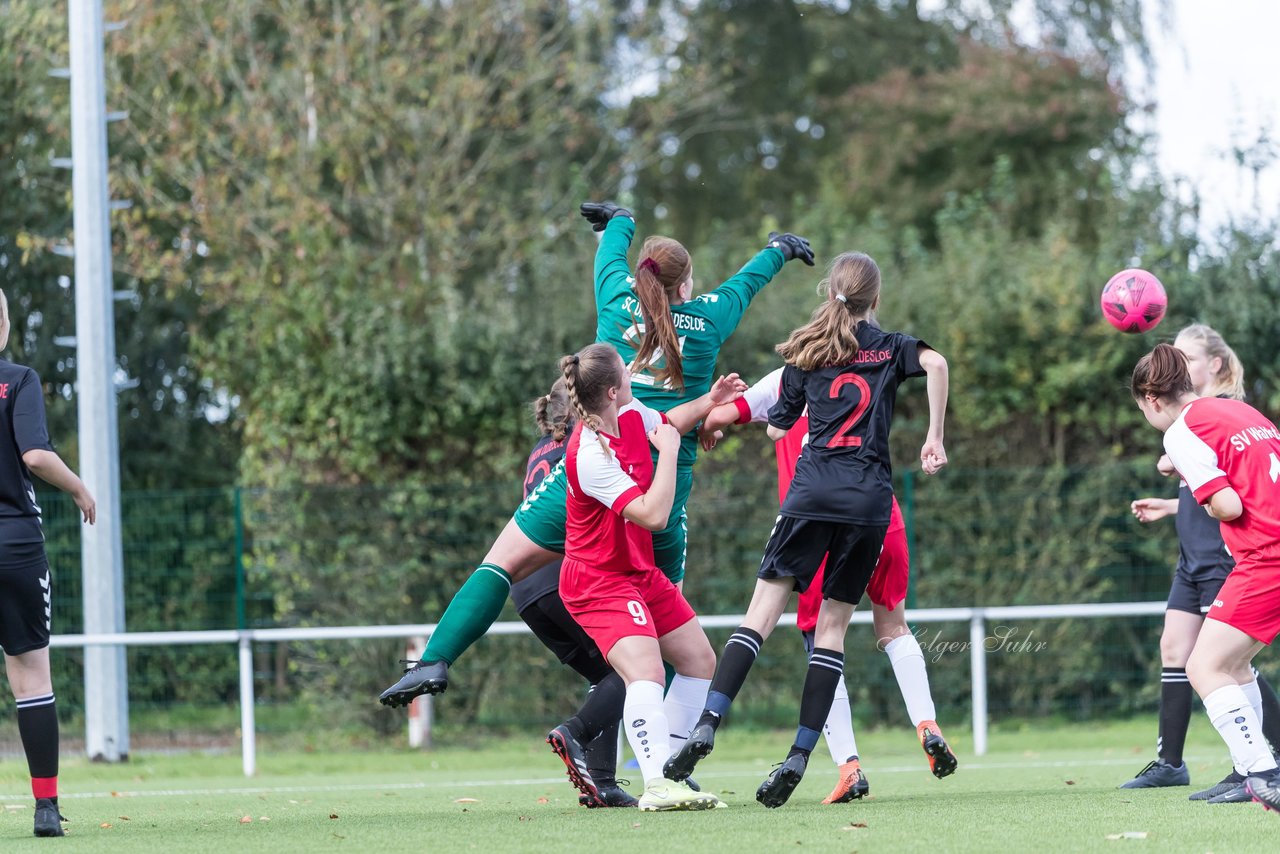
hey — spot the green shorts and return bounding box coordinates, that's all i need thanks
[513,461,693,583]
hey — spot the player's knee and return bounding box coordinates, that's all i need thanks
[685,639,717,679]
[1184,653,1220,694]
[1159,632,1194,667]
[873,611,909,647]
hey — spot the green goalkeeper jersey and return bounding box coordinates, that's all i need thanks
[593,216,786,467]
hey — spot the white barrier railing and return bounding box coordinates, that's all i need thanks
[50,600,1169,776]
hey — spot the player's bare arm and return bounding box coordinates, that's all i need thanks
[622,423,682,531]
[663,373,748,435]
[1131,497,1178,523]
[918,348,949,475]
[22,448,96,524]
[697,400,741,451]
[1204,487,1243,522]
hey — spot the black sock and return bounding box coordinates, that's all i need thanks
[697,627,764,731]
[791,648,844,759]
[584,716,620,787]
[1157,667,1191,766]
[17,694,58,801]
[565,672,625,743]
[1254,671,1280,756]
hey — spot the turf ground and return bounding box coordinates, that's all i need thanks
[1,717,1277,853]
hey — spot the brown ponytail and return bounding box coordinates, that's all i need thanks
[1131,343,1195,401]
[631,236,691,390]
[533,378,574,441]
[777,252,881,371]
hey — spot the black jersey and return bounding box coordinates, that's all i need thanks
[509,432,569,612]
[767,322,926,525]
[1175,481,1233,580]
[0,361,54,563]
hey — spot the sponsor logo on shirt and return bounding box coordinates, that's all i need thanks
[619,296,707,332]
[1213,599,1225,609]
[853,349,893,364]
[1229,424,1280,452]
[0,383,8,399]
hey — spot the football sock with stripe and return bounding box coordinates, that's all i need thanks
[1205,683,1277,775]
[696,627,764,731]
[421,563,511,664]
[791,648,845,760]
[885,634,936,727]
[1157,666,1192,766]
[623,680,671,784]
[17,693,58,803]
[807,628,858,762]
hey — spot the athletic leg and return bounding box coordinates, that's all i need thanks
[5,648,62,837]
[1187,620,1274,777]
[757,599,854,808]
[0,558,64,838]
[379,518,558,706]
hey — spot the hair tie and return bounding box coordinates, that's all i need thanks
[638,257,661,277]
[834,293,848,304]
[570,354,580,366]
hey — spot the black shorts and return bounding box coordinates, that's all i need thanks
[758,516,887,605]
[0,556,52,656]
[518,592,612,685]
[1167,568,1229,616]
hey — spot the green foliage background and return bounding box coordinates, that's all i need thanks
[4,0,1280,736]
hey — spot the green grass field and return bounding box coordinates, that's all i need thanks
[2,717,1277,853]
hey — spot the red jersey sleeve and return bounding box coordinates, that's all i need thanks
[575,431,645,514]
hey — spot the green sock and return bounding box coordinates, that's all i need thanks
[422,563,511,665]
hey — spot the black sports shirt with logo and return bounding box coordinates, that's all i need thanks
[509,432,568,612]
[1175,481,1233,580]
[0,360,54,563]
[767,322,927,526]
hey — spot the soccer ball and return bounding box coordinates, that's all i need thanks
[1100,268,1166,333]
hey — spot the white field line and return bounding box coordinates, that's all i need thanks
[0,754,1216,802]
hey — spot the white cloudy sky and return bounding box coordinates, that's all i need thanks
[1146,0,1280,232]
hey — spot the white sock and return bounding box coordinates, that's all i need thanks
[823,674,859,765]
[885,634,936,726]
[664,674,711,746]
[1205,684,1278,775]
[1242,677,1265,726]
[624,680,672,785]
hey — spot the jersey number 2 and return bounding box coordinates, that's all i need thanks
[829,374,871,448]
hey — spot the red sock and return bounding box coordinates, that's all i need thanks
[31,776,57,800]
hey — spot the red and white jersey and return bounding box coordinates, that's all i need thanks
[1164,397,1280,567]
[564,399,667,574]
[735,368,903,531]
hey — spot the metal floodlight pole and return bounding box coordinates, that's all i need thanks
[68,0,129,761]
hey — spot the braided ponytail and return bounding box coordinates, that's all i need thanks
[560,343,623,454]
[560,353,603,435]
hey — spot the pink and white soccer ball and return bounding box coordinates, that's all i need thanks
[1100,268,1166,334]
